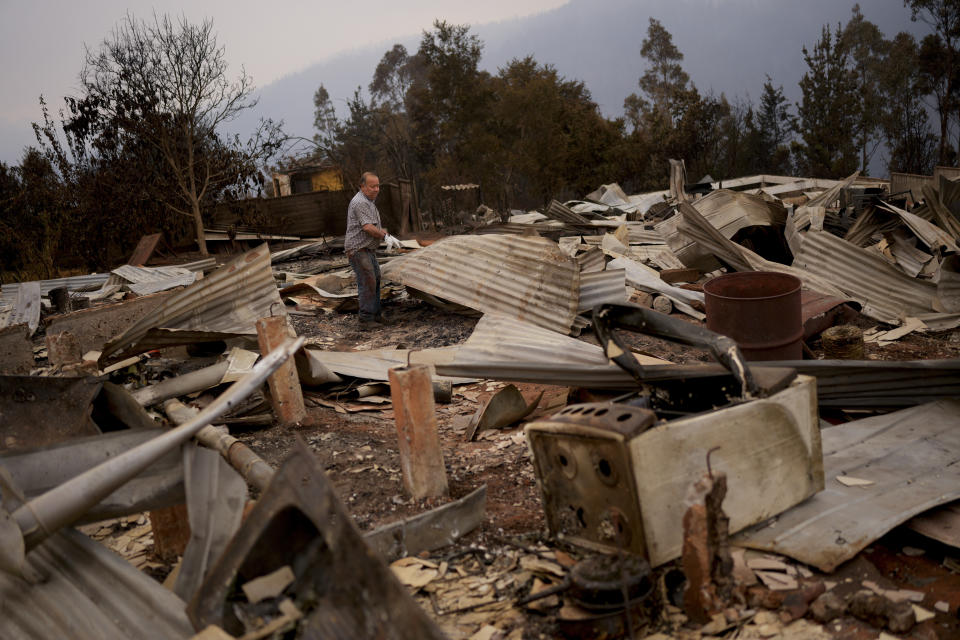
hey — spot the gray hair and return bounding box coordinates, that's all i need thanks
[360,171,379,186]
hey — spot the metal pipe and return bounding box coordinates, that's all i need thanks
[12,336,304,550]
[131,360,229,407]
[162,399,275,492]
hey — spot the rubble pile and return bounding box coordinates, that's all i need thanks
[1,162,960,639]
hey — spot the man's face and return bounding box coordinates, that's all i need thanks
[361,176,380,200]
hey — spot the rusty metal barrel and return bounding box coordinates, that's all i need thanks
[703,272,803,361]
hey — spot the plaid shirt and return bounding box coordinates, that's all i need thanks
[345,190,382,253]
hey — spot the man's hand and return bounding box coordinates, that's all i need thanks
[384,233,403,252]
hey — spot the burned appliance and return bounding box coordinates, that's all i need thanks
[525,303,823,566]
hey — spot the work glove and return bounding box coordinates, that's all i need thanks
[384,233,403,253]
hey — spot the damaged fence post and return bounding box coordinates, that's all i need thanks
[387,364,449,500]
[256,316,306,426]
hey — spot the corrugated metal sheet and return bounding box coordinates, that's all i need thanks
[921,183,960,238]
[793,230,937,324]
[933,165,960,182]
[100,244,284,364]
[111,265,195,284]
[583,225,663,245]
[890,172,932,201]
[752,177,851,199]
[876,201,960,253]
[889,236,933,278]
[733,400,960,572]
[2,282,41,334]
[543,200,591,225]
[583,184,643,213]
[1,273,109,304]
[578,269,628,313]
[656,189,784,267]
[109,265,198,296]
[761,359,960,407]
[940,255,960,312]
[676,202,850,299]
[303,346,473,384]
[434,313,670,388]
[627,244,670,261]
[180,257,218,272]
[628,228,666,244]
[0,528,192,639]
[576,247,605,273]
[382,235,580,334]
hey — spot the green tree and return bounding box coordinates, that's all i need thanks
[881,32,938,173]
[407,21,494,202]
[794,24,860,177]
[488,56,620,207]
[624,18,690,130]
[331,88,379,184]
[755,77,795,174]
[841,4,889,173]
[368,45,424,181]
[906,0,960,164]
[0,149,66,278]
[312,84,338,158]
[369,44,425,110]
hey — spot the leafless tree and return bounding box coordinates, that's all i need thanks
[82,13,282,255]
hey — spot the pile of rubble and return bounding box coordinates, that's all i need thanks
[1,161,960,639]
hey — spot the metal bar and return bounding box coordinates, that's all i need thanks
[131,361,229,407]
[162,399,275,492]
[12,336,303,550]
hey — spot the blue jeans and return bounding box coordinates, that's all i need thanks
[348,248,381,321]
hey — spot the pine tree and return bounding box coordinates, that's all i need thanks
[794,25,860,177]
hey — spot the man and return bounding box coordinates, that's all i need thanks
[345,172,388,326]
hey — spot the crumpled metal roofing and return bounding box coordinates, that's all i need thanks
[792,230,937,324]
[105,265,198,296]
[733,399,960,572]
[100,244,284,364]
[576,247,605,273]
[940,256,960,312]
[1,282,41,334]
[1,273,110,304]
[0,528,192,639]
[876,201,960,254]
[382,235,580,334]
[578,269,628,314]
[656,189,785,267]
[761,358,960,407]
[301,346,474,385]
[542,200,591,224]
[433,313,668,388]
[888,231,934,278]
[676,202,849,299]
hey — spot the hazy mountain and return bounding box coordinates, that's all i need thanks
[233,0,929,165]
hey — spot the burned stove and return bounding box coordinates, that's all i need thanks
[525,303,823,566]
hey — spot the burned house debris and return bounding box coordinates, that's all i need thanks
[2,162,960,640]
